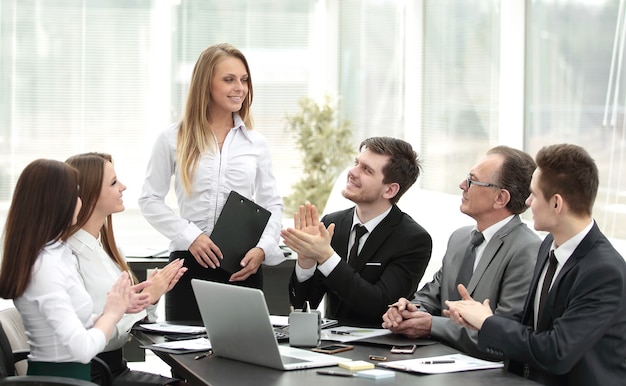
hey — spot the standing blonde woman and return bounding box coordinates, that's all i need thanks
[139,43,284,321]
[0,159,143,381]
[67,152,187,385]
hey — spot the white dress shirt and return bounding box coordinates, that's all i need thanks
[138,114,284,265]
[471,215,514,270]
[14,241,106,364]
[67,229,156,352]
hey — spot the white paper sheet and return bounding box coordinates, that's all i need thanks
[320,326,390,343]
[139,323,206,334]
[378,353,503,374]
[151,337,212,351]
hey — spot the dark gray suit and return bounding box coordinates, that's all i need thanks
[479,222,626,385]
[414,215,540,359]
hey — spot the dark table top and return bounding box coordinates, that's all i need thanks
[133,329,540,386]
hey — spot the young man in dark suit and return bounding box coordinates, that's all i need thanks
[281,137,432,327]
[446,143,626,385]
[382,146,541,360]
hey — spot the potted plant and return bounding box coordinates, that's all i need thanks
[284,96,355,214]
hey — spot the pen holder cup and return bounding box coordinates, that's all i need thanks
[288,309,321,347]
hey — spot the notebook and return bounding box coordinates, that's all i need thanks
[210,191,271,273]
[191,279,352,370]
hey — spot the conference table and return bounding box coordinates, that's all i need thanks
[132,329,540,386]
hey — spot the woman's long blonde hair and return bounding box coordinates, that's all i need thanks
[177,43,254,195]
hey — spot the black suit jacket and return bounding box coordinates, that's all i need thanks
[289,205,432,327]
[478,222,626,385]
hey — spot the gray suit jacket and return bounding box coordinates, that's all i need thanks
[414,215,540,359]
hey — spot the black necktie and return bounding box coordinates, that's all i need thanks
[453,230,484,299]
[348,224,368,266]
[538,250,558,319]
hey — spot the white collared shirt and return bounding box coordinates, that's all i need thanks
[67,229,155,351]
[296,206,392,281]
[138,114,284,265]
[533,219,594,327]
[14,241,106,364]
[472,215,515,270]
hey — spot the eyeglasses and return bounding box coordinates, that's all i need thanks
[466,175,501,189]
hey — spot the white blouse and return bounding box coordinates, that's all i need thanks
[138,114,285,265]
[14,241,106,364]
[67,229,157,352]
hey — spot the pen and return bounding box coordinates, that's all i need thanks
[330,330,351,335]
[421,360,455,364]
[369,354,387,361]
[316,370,355,377]
[194,350,213,360]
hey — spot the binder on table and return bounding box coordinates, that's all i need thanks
[210,191,271,274]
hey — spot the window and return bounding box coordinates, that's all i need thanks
[1,0,625,253]
[0,0,319,248]
[526,0,626,241]
[418,0,502,193]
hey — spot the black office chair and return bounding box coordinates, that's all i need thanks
[0,308,112,386]
[0,375,99,386]
[0,315,27,379]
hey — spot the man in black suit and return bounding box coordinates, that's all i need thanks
[281,137,432,327]
[446,143,626,385]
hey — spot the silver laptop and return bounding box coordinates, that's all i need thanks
[191,279,351,370]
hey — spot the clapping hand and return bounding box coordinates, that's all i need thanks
[103,271,134,318]
[280,202,335,266]
[143,258,187,304]
[444,284,493,330]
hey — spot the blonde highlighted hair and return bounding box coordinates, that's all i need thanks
[177,43,254,195]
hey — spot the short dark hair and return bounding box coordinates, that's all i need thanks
[535,143,598,216]
[359,137,421,204]
[487,146,536,215]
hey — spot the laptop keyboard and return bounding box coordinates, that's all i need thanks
[273,328,289,342]
[272,318,337,342]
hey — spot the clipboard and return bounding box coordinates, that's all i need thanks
[210,191,271,274]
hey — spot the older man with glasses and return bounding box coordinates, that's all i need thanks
[383,145,541,361]
[446,144,626,385]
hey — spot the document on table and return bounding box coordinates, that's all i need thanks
[139,323,206,334]
[377,353,503,374]
[141,337,212,354]
[321,326,390,343]
[269,315,290,326]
